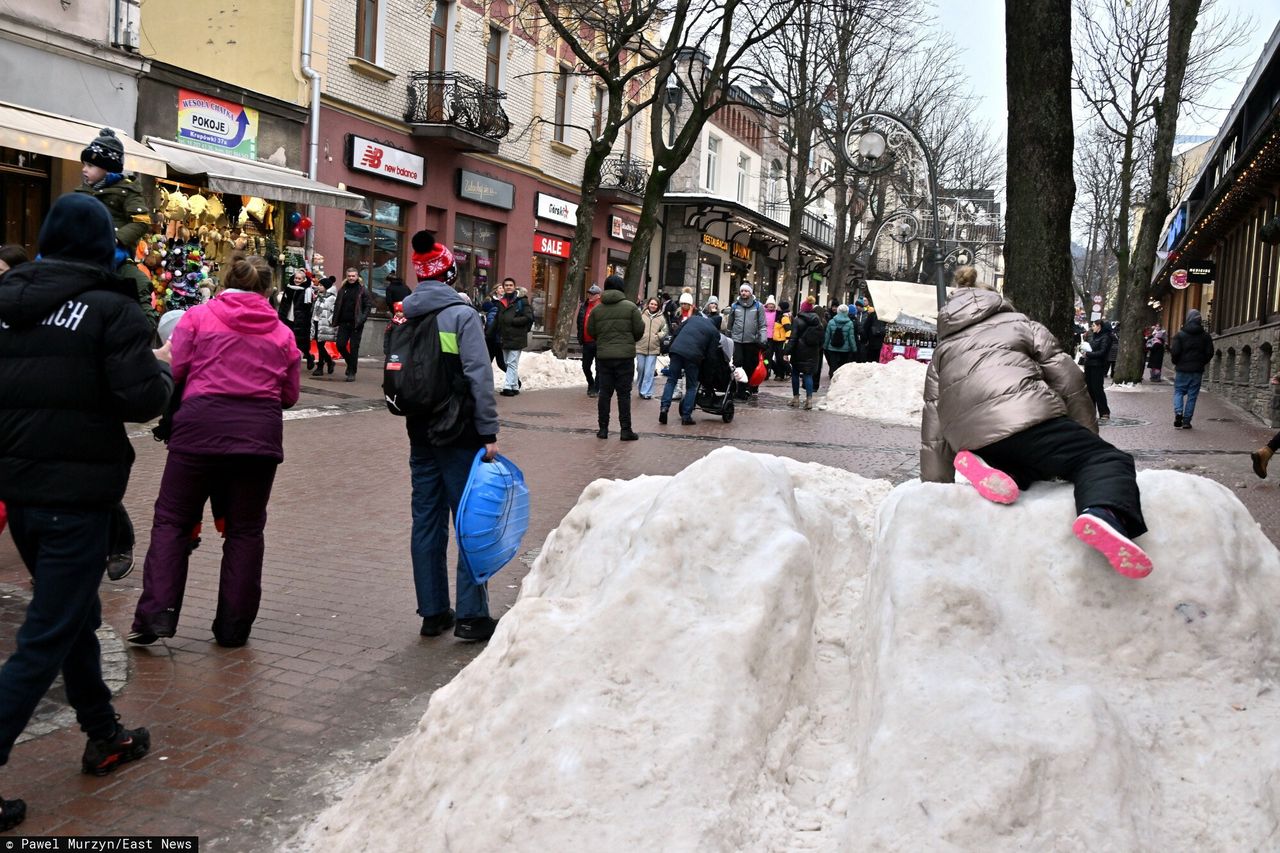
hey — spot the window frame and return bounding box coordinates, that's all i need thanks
[429,1,449,74]
[705,135,720,192]
[485,26,503,89]
[554,66,571,143]
[736,153,751,203]
[355,0,380,63]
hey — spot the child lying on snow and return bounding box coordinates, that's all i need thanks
[920,266,1152,578]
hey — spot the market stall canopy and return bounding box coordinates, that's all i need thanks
[865,279,954,330]
[144,137,363,210]
[0,101,169,177]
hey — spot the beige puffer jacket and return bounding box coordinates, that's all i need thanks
[921,288,1096,483]
[637,309,668,356]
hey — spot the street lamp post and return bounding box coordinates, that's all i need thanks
[843,112,948,310]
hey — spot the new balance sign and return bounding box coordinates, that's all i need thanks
[348,135,425,186]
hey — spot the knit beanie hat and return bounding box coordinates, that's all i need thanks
[82,128,125,173]
[410,230,456,284]
[604,274,626,292]
[678,292,694,305]
[39,193,115,270]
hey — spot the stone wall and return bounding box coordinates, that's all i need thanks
[1195,324,1280,426]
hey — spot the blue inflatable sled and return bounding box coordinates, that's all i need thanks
[457,449,530,585]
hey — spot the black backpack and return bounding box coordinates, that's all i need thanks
[802,319,822,348]
[830,324,845,349]
[384,307,473,443]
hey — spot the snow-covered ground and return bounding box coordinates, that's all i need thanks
[493,350,584,391]
[298,450,1280,851]
[818,358,928,426]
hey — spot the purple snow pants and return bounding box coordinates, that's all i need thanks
[133,452,278,646]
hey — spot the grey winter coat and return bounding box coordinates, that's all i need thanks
[311,290,337,342]
[921,288,1096,483]
[725,298,768,344]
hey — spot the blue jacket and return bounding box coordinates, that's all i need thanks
[669,313,722,364]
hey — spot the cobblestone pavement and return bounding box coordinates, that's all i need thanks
[1,365,1276,846]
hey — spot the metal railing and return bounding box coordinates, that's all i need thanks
[405,71,511,141]
[600,157,649,195]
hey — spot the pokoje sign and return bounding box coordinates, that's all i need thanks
[177,89,259,158]
[348,135,425,187]
[458,169,514,209]
[536,192,578,226]
[534,233,572,258]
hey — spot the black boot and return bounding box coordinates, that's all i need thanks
[82,721,151,776]
[0,796,25,831]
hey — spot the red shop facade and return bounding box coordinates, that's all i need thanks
[311,106,643,347]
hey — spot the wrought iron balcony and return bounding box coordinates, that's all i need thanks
[405,72,511,151]
[599,157,649,198]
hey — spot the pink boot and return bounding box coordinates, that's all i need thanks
[1072,510,1153,579]
[954,451,1020,504]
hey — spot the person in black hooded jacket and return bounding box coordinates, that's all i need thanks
[1170,308,1214,429]
[0,193,172,831]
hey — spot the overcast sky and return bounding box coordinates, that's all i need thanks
[933,0,1279,142]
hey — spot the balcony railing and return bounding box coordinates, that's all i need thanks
[405,72,511,142]
[760,201,834,247]
[600,157,649,196]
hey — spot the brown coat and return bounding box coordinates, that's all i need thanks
[921,288,1096,482]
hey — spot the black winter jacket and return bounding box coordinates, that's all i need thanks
[496,295,533,350]
[1170,314,1214,373]
[1084,329,1112,367]
[0,259,172,508]
[668,313,722,364]
[786,311,825,373]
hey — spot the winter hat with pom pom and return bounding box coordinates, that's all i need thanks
[411,230,456,284]
[82,128,125,173]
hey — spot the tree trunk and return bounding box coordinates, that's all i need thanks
[623,165,674,302]
[1114,0,1202,383]
[552,136,615,357]
[1004,0,1076,348]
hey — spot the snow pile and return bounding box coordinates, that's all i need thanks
[299,458,1280,851]
[819,357,928,426]
[493,350,584,391]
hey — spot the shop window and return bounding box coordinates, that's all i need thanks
[454,214,501,307]
[698,256,719,306]
[356,0,380,63]
[486,27,503,89]
[344,194,406,310]
[705,136,720,192]
[554,66,571,143]
[530,255,563,334]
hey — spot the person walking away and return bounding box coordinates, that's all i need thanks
[723,284,767,399]
[382,274,411,357]
[311,276,338,376]
[0,194,173,828]
[1083,319,1112,424]
[921,270,1150,578]
[636,297,668,400]
[785,300,825,409]
[587,274,645,440]
[396,234,502,641]
[1170,308,1214,429]
[771,299,792,378]
[480,286,507,373]
[823,304,858,378]
[1145,325,1166,382]
[578,284,603,396]
[278,267,315,371]
[495,276,532,396]
[659,311,722,426]
[855,299,886,364]
[334,267,373,381]
[130,255,300,648]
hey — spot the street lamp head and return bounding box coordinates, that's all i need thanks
[857,130,887,161]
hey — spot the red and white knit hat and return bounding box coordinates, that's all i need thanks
[411,230,456,283]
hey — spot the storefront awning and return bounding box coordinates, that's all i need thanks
[144,137,363,210]
[0,101,169,177]
[865,279,953,329]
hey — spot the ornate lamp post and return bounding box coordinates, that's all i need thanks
[843,112,948,310]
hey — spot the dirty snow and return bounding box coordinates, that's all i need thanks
[494,350,584,391]
[818,358,928,426]
[299,451,1280,851]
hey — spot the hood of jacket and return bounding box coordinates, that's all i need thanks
[0,259,134,328]
[829,313,854,329]
[1182,310,1205,335]
[207,290,287,335]
[402,281,468,318]
[600,289,628,306]
[937,288,1013,339]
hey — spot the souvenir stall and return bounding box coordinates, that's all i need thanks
[864,279,950,364]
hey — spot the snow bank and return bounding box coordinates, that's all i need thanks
[819,358,928,426]
[494,349,584,391]
[299,460,1280,851]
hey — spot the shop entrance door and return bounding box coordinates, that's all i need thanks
[531,255,565,334]
[0,149,50,257]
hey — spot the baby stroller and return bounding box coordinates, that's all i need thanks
[695,345,738,423]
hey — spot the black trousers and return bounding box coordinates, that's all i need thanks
[487,337,506,373]
[825,349,853,377]
[975,416,1146,537]
[767,340,789,377]
[596,358,633,430]
[315,338,335,371]
[733,342,761,396]
[582,342,598,391]
[1084,364,1110,417]
[336,324,363,376]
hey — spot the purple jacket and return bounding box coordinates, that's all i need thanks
[168,290,301,460]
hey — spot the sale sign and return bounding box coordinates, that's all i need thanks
[177,89,259,158]
[533,234,572,258]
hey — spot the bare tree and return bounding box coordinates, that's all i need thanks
[1073,123,1123,309]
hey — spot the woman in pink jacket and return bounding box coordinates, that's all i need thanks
[130,256,300,647]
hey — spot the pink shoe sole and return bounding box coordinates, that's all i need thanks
[1072,514,1153,579]
[954,451,1020,504]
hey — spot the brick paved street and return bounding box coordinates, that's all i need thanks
[2,365,1277,847]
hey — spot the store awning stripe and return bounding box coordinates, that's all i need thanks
[0,101,169,177]
[144,137,363,210]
